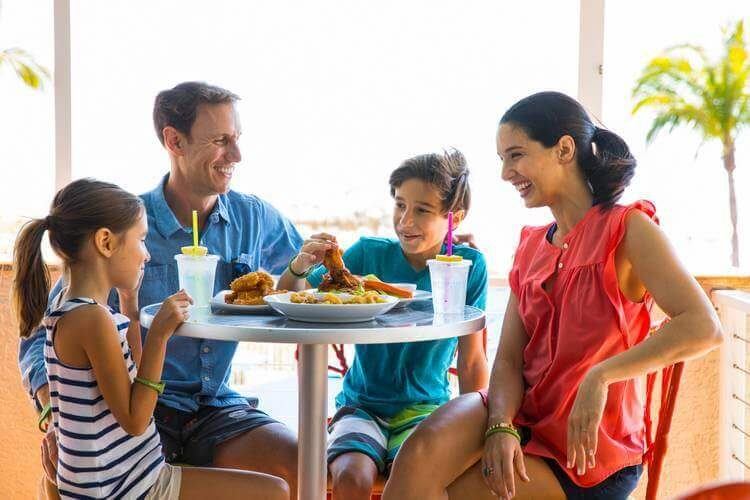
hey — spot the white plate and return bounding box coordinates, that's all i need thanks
[264,292,399,323]
[210,290,274,314]
[393,289,432,309]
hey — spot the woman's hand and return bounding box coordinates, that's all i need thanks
[566,368,609,476]
[149,290,192,339]
[291,233,337,275]
[482,432,529,499]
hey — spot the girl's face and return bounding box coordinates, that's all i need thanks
[392,179,452,257]
[497,123,566,209]
[110,211,150,290]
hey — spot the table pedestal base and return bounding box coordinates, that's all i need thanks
[298,344,329,499]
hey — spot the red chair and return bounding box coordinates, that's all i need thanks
[673,481,750,499]
[642,318,684,500]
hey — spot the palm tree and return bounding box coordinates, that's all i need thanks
[632,20,750,268]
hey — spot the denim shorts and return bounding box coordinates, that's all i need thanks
[153,402,278,466]
[544,458,642,500]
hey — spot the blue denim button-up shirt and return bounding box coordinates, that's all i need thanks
[19,175,303,412]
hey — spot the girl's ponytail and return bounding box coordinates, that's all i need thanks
[12,218,51,338]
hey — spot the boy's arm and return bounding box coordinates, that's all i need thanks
[457,330,490,393]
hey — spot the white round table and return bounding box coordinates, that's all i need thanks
[141,301,485,499]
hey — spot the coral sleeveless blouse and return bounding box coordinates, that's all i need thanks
[510,201,656,487]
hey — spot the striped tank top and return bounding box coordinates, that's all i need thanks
[44,297,164,499]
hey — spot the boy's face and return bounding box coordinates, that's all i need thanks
[392,178,449,256]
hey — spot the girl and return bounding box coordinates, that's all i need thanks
[277,149,490,500]
[13,179,289,500]
[382,92,723,500]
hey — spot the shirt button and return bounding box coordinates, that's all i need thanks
[563,243,569,249]
[203,376,210,382]
[202,346,210,354]
[558,262,564,269]
[210,213,219,223]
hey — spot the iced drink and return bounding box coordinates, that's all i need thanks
[174,253,219,315]
[427,256,472,314]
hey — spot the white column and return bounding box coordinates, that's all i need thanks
[578,0,605,120]
[53,0,72,192]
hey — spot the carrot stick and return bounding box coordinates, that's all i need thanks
[363,280,414,298]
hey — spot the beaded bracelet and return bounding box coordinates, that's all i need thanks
[287,256,312,279]
[38,403,52,433]
[135,376,165,395]
[484,422,521,442]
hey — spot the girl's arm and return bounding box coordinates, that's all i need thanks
[62,293,189,436]
[456,330,489,393]
[117,288,142,365]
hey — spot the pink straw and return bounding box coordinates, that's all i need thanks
[447,211,454,256]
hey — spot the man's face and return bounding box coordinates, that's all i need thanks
[179,102,242,195]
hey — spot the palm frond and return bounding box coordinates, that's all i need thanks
[0,47,50,90]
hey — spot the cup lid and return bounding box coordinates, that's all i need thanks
[181,245,208,256]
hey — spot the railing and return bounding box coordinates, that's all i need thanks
[716,289,750,480]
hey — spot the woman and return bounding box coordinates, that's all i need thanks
[382,91,723,499]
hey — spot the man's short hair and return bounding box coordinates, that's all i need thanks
[153,82,240,145]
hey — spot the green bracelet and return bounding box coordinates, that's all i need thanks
[135,377,165,395]
[485,423,521,442]
[38,403,52,433]
[287,256,312,279]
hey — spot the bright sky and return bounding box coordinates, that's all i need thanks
[1,0,748,274]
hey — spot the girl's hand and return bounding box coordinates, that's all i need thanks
[453,232,478,250]
[482,432,529,499]
[149,290,192,338]
[291,233,337,275]
[117,271,144,317]
[566,369,608,476]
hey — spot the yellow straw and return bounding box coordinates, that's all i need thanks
[192,210,199,248]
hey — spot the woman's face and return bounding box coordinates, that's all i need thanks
[392,179,450,257]
[497,123,565,209]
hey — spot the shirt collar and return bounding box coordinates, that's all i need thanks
[149,175,183,239]
[148,175,232,239]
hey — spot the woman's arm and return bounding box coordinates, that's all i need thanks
[592,210,722,386]
[486,292,529,425]
[567,210,723,474]
[456,330,489,393]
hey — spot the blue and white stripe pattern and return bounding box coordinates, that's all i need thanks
[44,298,164,499]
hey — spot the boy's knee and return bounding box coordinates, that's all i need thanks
[332,466,376,497]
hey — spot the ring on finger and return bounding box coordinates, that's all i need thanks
[482,465,494,477]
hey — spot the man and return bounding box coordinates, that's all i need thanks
[20,82,308,497]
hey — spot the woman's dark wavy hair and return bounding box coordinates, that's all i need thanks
[500,91,636,209]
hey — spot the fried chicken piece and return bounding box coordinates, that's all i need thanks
[225,271,284,305]
[229,271,274,293]
[290,292,318,304]
[318,247,362,292]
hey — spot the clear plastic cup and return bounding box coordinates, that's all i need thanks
[174,254,220,315]
[427,258,472,314]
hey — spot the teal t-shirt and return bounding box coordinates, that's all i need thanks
[307,236,488,417]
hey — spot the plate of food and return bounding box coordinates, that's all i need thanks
[309,249,429,308]
[264,291,399,323]
[210,271,286,314]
